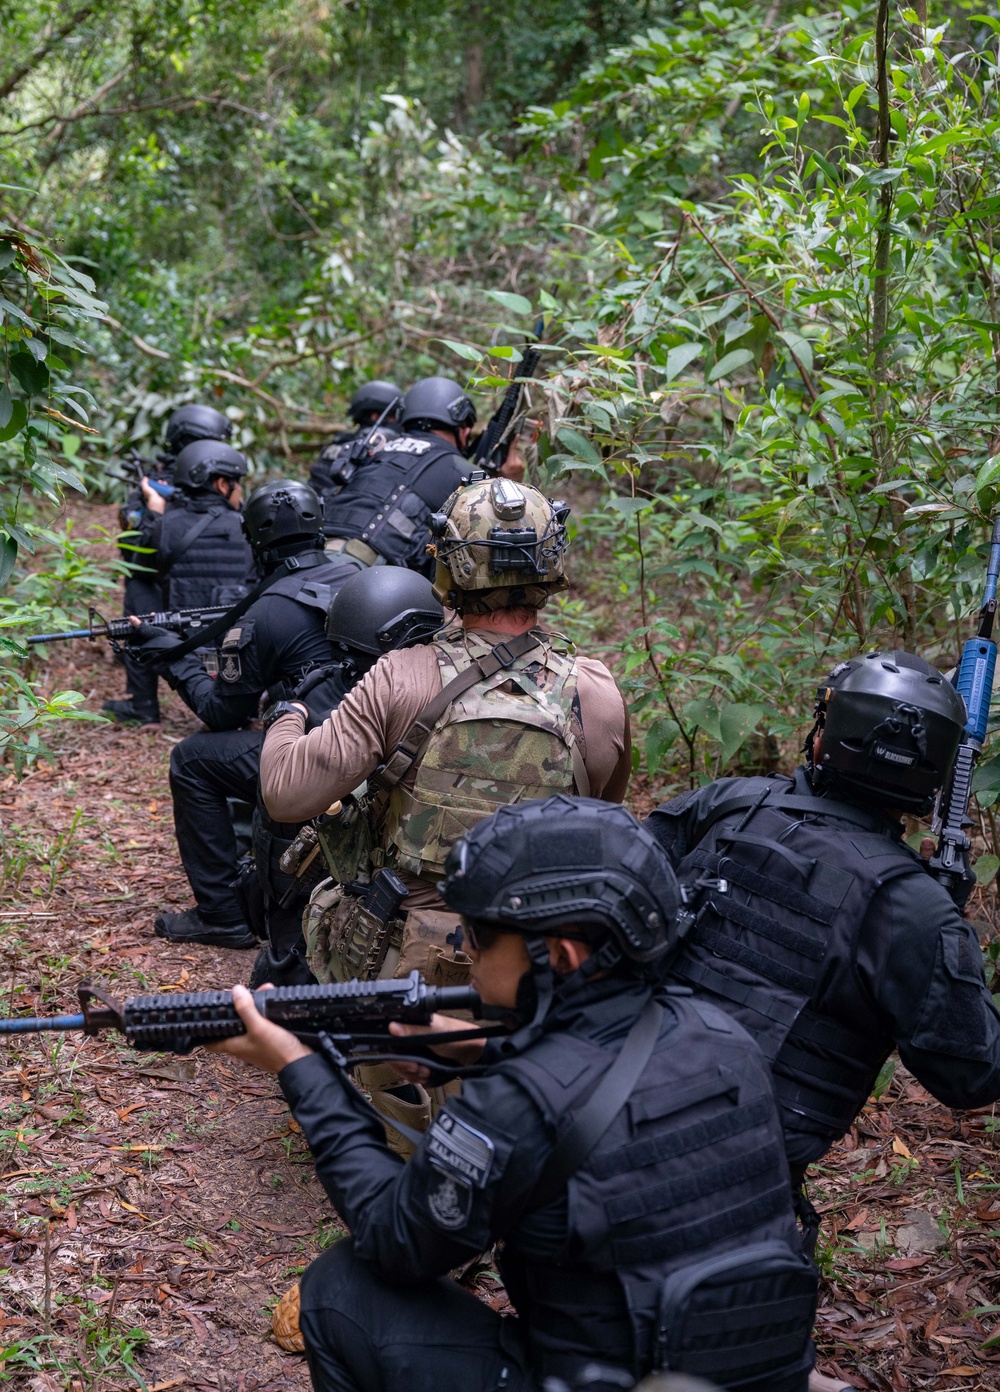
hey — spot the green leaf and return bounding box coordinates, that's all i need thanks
[439,339,483,362]
[0,398,27,442]
[872,1058,896,1101]
[484,290,532,316]
[719,702,765,763]
[663,342,702,380]
[0,534,16,587]
[645,717,680,775]
[975,854,1000,887]
[606,496,652,519]
[973,753,1000,796]
[707,348,754,383]
[0,239,15,272]
[683,697,721,742]
[556,427,601,465]
[9,350,49,395]
[975,456,1000,498]
[0,383,11,430]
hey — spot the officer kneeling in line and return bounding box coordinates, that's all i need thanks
[130,481,393,948]
[651,651,1000,1230]
[106,431,253,726]
[260,475,630,988]
[210,798,818,1392]
[322,375,494,571]
[109,403,235,726]
[309,378,402,501]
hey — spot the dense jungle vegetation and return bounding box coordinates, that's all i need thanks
[4,0,1000,820]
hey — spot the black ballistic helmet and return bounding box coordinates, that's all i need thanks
[348,380,402,424]
[441,796,681,967]
[242,480,322,556]
[809,650,966,813]
[164,403,233,454]
[172,439,247,493]
[326,566,443,656]
[400,376,477,434]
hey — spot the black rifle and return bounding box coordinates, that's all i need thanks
[472,340,542,476]
[929,511,1000,906]
[27,604,229,652]
[0,972,489,1065]
[107,447,175,501]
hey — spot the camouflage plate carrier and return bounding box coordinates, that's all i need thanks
[382,623,589,878]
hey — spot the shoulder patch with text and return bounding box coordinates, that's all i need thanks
[426,1112,495,1188]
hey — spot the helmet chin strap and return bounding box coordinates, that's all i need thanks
[499,934,624,1053]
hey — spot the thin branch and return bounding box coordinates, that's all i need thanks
[0,4,98,104]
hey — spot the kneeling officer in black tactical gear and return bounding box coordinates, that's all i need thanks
[107,427,251,725]
[649,651,1000,1208]
[130,481,367,948]
[309,378,401,500]
[210,797,817,1392]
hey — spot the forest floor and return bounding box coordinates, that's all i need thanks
[1,506,999,1391]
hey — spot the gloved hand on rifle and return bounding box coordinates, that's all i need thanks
[127,615,183,667]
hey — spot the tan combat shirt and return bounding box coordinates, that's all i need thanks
[260,633,631,832]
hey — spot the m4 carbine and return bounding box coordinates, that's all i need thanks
[0,971,486,1062]
[472,340,542,476]
[27,605,229,651]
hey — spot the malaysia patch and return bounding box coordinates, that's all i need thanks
[427,1170,472,1230]
[426,1112,495,1189]
[220,653,242,682]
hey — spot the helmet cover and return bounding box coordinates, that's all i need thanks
[428,474,570,613]
[441,795,681,966]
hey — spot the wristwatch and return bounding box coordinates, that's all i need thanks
[262,699,308,731]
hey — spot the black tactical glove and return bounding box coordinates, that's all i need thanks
[129,623,183,668]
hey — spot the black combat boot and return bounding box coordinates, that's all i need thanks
[154,907,256,949]
[102,697,161,725]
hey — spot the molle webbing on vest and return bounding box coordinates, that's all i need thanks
[611,1184,791,1265]
[593,1092,773,1180]
[676,780,921,1147]
[697,925,817,995]
[383,627,587,878]
[607,1137,783,1224]
[687,847,839,925]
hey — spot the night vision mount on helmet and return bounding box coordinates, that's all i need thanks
[807,649,966,813]
[164,404,233,456]
[172,439,247,493]
[428,473,569,613]
[242,480,323,557]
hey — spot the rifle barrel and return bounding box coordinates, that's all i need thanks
[27,629,97,644]
[0,1013,86,1033]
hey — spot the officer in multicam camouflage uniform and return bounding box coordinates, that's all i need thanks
[259,472,631,1139]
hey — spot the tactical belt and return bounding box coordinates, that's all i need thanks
[324,535,385,567]
[371,629,592,798]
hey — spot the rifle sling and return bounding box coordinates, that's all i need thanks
[161,551,327,659]
[373,630,540,793]
[158,509,216,571]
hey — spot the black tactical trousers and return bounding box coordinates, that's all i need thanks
[169,728,263,925]
[123,574,162,711]
[299,1239,532,1392]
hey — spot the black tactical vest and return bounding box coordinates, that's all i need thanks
[322,431,468,570]
[670,774,927,1156]
[497,992,815,1391]
[159,496,252,609]
[310,426,400,498]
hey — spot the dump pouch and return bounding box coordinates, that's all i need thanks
[653,1239,816,1392]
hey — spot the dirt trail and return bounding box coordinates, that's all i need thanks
[1,640,320,1390]
[2,508,1000,1390]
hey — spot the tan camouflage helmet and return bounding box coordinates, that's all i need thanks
[427,472,570,614]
